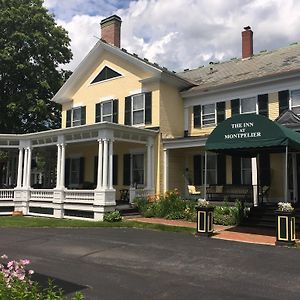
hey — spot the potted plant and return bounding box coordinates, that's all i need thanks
[275,202,296,246]
[196,199,214,237]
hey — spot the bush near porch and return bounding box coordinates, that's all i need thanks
[133,190,245,226]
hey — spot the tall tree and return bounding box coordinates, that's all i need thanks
[0,0,72,133]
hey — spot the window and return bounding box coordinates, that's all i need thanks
[91,66,121,84]
[66,106,86,127]
[132,94,144,125]
[202,154,217,185]
[132,154,144,185]
[202,104,216,126]
[291,89,300,115]
[69,158,80,185]
[240,97,256,114]
[124,92,152,126]
[95,100,118,123]
[241,157,252,185]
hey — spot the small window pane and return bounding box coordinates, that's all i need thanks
[132,154,144,185]
[133,111,144,125]
[102,102,111,115]
[241,158,252,184]
[291,90,300,108]
[241,97,256,114]
[102,115,112,122]
[73,108,81,123]
[202,104,215,114]
[132,95,144,110]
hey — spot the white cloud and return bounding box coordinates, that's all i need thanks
[50,0,300,72]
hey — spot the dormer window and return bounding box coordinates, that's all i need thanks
[91,66,121,84]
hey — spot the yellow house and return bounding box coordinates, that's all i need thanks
[1,16,300,221]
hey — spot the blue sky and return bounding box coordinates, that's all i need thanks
[44,0,300,72]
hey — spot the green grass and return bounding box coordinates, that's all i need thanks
[0,216,195,234]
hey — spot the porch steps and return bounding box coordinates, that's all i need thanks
[242,203,300,231]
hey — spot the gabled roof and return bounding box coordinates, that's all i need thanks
[276,109,300,129]
[178,43,300,94]
[53,39,195,104]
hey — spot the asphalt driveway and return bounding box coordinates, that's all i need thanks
[0,227,299,299]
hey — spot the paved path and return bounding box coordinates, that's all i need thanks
[0,227,300,299]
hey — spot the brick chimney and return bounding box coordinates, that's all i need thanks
[100,15,122,48]
[242,26,253,59]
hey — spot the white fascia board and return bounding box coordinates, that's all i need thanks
[163,137,207,150]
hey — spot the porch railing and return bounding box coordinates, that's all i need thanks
[0,189,14,200]
[30,189,54,201]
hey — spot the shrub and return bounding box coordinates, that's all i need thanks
[104,211,122,222]
[0,255,84,299]
[213,201,245,226]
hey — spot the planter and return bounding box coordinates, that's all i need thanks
[275,210,296,246]
[196,206,214,237]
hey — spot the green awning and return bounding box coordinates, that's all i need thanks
[205,114,300,154]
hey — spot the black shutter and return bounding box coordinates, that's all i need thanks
[125,96,132,125]
[217,154,226,184]
[79,157,85,184]
[113,155,118,185]
[123,154,131,185]
[193,105,201,128]
[80,106,86,125]
[66,110,72,127]
[95,103,101,123]
[258,94,269,117]
[113,99,119,123]
[231,99,240,115]
[259,153,270,186]
[94,156,98,185]
[217,102,225,123]
[145,92,152,124]
[232,156,241,185]
[193,155,202,185]
[65,158,70,187]
[279,90,289,115]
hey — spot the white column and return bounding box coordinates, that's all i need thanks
[96,139,103,190]
[163,149,169,193]
[56,144,61,188]
[17,148,23,188]
[108,139,113,190]
[22,148,28,188]
[251,157,258,206]
[102,139,108,189]
[204,151,207,199]
[292,153,297,203]
[285,146,288,202]
[146,143,152,189]
[26,147,32,188]
[60,143,65,188]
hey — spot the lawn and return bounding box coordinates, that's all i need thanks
[0,216,195,234]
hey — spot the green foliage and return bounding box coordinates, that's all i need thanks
[133,190,197,221]
[103,211,122,222]
[214,201,245,226]
[0,0,73,133]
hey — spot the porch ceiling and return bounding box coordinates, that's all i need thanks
[0,122,158,148]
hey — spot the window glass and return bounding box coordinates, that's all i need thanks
[291,89,300,114]
[202,104,215,126]
[202,155,217,184]
[101,101,112,122]
[132,94,145,125]
[72,108,81,127]
[241,157,252,184]
[132,154,144,185]
[241,97,256,114]
[70,158,80,185]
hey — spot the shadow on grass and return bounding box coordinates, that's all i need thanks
[32,272,88,296]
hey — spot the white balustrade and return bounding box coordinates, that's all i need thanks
[65,190,94,203]
[0,189,14,200]
[30,189,54,201]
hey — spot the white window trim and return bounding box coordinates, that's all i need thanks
[201,103,216,127]
[239,96,258,115]
[131,93,145,126]
[72,107,82,127]
[289,89,300,113]
[101,100,113,122]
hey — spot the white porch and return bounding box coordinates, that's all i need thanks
[0,123,157,220]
